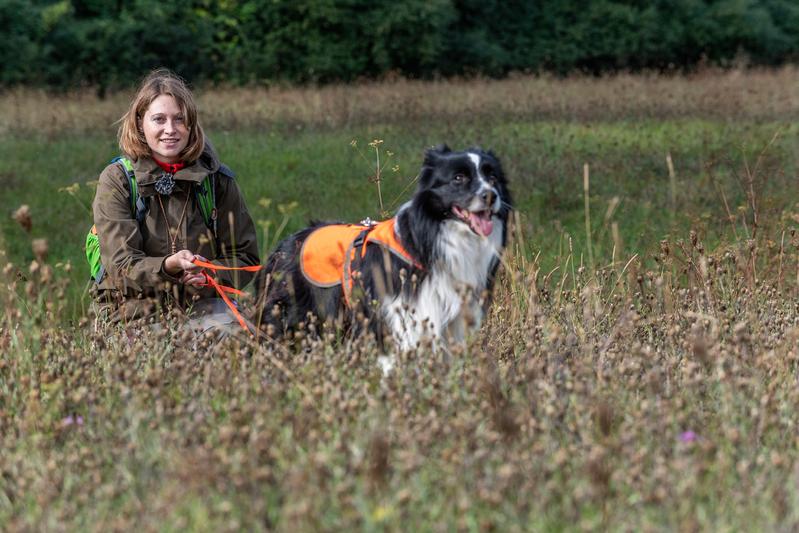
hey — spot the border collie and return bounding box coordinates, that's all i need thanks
[253,145,512,351]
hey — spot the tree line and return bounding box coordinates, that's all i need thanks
[2,0,798,92]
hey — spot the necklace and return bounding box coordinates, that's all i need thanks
[156,190,192,254]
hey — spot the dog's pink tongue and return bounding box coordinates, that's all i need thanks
[470,212,494,237]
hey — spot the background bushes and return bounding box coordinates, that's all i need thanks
[2,0,798,90]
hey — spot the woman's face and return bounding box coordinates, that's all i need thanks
[140,94,190,164]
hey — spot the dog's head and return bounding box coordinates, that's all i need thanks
[415,145,511,237]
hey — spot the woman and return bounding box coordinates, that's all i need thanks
[92,69,259,332]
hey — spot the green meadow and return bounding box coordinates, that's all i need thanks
[2,71,799,531]
[1,117,796,314]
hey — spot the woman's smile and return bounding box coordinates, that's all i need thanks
[140,94,190,163]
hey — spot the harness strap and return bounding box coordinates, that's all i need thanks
[342,228,373,307]
[340,221,424,308]
[191,259,263,336]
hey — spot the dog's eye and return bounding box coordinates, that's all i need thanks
[453,173,467,184]
[488,174,497,186]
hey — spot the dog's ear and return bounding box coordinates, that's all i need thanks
[423,144,451,167]
[483,148,505,177]
[485,148,500,161]
[485,149,501,166]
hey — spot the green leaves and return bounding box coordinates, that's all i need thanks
[3,0,798,89]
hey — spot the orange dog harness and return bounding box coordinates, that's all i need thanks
[299,218,421,305]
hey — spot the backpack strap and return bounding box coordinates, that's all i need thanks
[108,156,230,240]
[217,163,235,179]
[111,156,148,223]
[195,163,234,239]
[194,174,217,238]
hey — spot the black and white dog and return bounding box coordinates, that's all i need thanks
[253,145,512,351]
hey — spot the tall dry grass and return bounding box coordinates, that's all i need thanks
[2,67,797,136]
[2,68,798,530]
[2,202,799,529]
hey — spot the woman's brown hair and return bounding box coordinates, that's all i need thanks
[118,69,205,162]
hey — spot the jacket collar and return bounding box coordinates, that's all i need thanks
[131,141,221,195]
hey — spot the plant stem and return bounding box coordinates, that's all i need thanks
[584,163,594,271]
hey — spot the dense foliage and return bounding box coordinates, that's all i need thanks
[2,0,798,91]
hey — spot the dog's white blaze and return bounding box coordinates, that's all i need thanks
[382,217,505,350]
[468,152,481,172]
[468,151,500,210]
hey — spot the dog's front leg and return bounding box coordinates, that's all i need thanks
[381,296,432,352]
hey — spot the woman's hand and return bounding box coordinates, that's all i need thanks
[180,270,207,287]
[164,250,208,287]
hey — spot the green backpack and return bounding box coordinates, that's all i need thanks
[85,156,219,283]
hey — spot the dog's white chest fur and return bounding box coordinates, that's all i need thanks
[381,218,504,350]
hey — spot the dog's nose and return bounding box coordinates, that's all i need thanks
[482,190,496,206]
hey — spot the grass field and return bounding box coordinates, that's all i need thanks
[1,69,799,530]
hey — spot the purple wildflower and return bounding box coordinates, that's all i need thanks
[679,430,697,443]
[60,414,85,428]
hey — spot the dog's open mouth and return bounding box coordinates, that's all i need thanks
[452,206,494,237]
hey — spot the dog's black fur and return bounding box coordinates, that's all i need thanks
[253,145,512,349]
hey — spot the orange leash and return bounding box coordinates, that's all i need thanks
[191,259,263,335]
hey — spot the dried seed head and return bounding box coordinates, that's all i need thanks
[367,431,390,486]
[13,205,32,232]
[594,400,614,437]
[690,329,711,366]
[586,450,611,497]
[39,265,52,284]
[32,239,48,263]
[733,321,750,344]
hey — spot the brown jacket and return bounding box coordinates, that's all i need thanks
[92,143,260,322]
